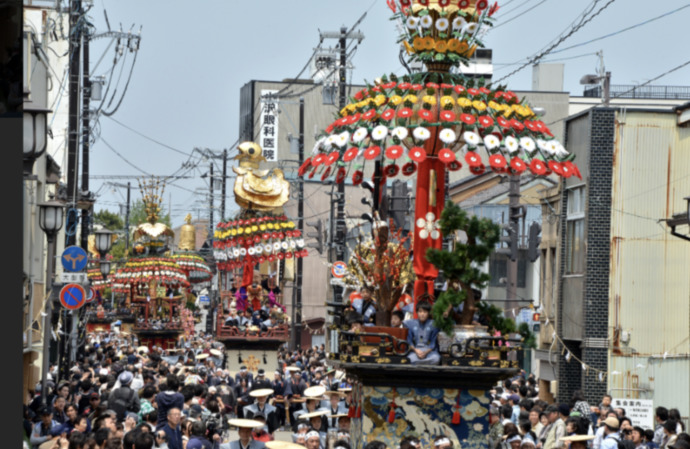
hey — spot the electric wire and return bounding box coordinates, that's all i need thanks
[491,0,550,30]
[492,0,616,84]
[549,3,690,55]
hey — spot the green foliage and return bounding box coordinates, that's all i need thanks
[130,199,171,227]
[94,209,124,230]
[476,301,516,335]
[518,322,536,349]
[186,299,197,312]
[426,201,501,331]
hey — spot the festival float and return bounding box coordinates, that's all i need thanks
[212,141,301,373]
[111,178,192,350]
[297,1,577,448]
[172,214,214,286]
[84,236,118,333]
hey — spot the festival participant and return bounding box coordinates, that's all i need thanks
[325,391,347,429]
[220,419,266,449]
[161,408,183,449]
[243,389,279,435]
[355,285,377,327]
[403,301,440,365]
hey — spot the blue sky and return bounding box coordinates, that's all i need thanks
[87,0,690,226]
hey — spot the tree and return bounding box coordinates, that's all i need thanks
[426,201,500,334]
[129,199,171,226]
[94,210,124,230]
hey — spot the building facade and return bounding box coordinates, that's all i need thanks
[555,104,690,417]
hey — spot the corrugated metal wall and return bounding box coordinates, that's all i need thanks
[608,110,690,418]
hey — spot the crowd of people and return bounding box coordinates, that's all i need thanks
[22,315,688,449]
[23,331,364,449]
[485,380,689,449]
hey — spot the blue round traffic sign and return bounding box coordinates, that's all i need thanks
[61,246,89,272]
[60,283,87,310]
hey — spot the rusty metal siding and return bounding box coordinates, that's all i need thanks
[609,111,690,356]
[608,110,690,417]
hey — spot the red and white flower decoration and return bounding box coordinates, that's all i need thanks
[436,17,450,31]
[420,15,433,28]
[440,111,456,122]
[484,134,500,150]
[352,127,368,143]
[413,127,431,141]
[371,125,389,141]
[336,131,350,148]
[452,16,467,30]
[463,131,481,146]
[439,148,456,164]
[504,136,519,153]
[439,128,457,144]
[343,147,359,162]
[519,137,536,154]
[392,126,409,140]
[364,146,381,160]
[416,212,441,240]
[386,145,404,159]
[409,146,427,162]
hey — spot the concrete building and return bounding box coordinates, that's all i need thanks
[552,102,690,419]
[22,4,70,396]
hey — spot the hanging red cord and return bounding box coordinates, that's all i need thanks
[451,390,462,425]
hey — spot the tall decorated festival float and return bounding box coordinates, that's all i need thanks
[212,141,305,374]
[297,1,578,448]
[110,178,193,350]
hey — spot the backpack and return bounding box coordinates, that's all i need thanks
[606,434,628,449]
[110,388,135,422]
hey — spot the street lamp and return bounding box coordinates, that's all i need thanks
[37,199,65,406]
[665,196,690,242]
[94,229,115,257]
[580,72,611,107]
[99,259,112,278]
[23,106,52,176]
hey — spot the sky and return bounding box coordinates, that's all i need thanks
[87,0,690,227]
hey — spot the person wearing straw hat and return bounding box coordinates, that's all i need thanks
[560,435,596,449]
[220,419,267,449]
[285,369,308,426]
[325,391,347,428]
[244,389,279,434]
[300,410,328,448]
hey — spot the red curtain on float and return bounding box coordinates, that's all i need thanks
[412,130,446,313]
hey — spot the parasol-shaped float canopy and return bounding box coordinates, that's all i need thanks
[213,213,307,272]
[298,0,579,185]
[171,252,213,284]
[111,256,190,294]
[87,263,115,291]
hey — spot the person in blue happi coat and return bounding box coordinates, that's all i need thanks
[403,300,441,365]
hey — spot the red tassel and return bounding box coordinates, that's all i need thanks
[348,406,355,418]
[355,406,361,418]
[388,408,396,423]
[452,409,461,425]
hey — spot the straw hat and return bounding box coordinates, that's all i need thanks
[195,353,209,360]
[286,366,301,372]
[338,387,352,393]
[265,442,306,449]
[228,418,264,428]
[329,413,349,419]
[304,386,326,398]
[560,435,596,443]
[249,388,274,398]
[137,346,149,354]
[324,390,345,397]
[210,349,222,357]
[299,410,329,420]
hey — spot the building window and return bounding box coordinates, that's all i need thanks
[489,253,527,288]
[565,187,585,273]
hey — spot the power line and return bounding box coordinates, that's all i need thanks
[99,137,151,175]
[104,115,192,157]
[549,3,690,55]
[492,0,551,30]
[492,0,617,85]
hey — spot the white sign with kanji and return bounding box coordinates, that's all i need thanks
[259,90,279,162]
[612,398,654,429]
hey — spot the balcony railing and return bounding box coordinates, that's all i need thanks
[215,312,290,342]
[584,84,690,100]
[331,327,523,369]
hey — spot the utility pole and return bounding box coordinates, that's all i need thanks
[505,175,523,318]
[292,97,305,350]
[320,26,364,313]
[221,149,227,221]
[208,163,214,241]
[125,182,131,254]
[80,32,90,251]
[65,0,82,248]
